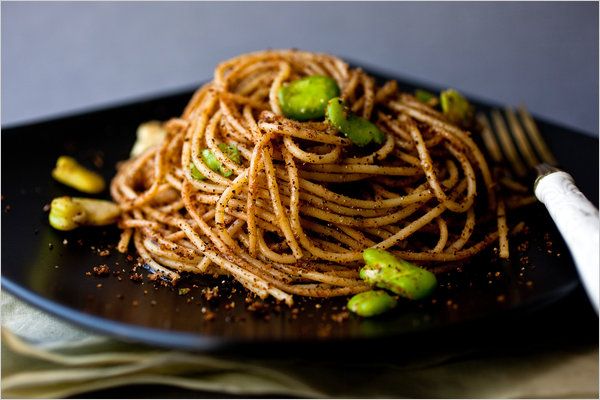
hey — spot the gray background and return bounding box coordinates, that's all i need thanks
[2,1,598,137]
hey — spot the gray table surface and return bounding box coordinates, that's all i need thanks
[2,2,598,137]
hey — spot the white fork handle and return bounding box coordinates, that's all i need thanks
[535,171,599,313]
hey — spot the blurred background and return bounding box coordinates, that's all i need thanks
[2,1,598,137]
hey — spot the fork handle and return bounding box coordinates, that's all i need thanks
[535,171,599,313]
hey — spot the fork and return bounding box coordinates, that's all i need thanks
[477,107,599,313]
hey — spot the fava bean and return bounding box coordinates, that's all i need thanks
[360,248,437,300]
[130,121,166,158]
[218,143,241,164]
[49,197,120,231]
[52,156,105,194]
[189,163,205,181]
[201,148,228,176]
[194,143,242,179]
[326,97,385,147]
[440,89,473,125]
[278,75,340,121]
[347,290,397,317]
[415,89,436,104]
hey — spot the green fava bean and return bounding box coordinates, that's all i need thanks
[218,143,241,165]
[360,248,437,300]
[326,97,385,147]
[440,89,473,125]
[202,149,232,177]
[278,75,340,121]
[195,144,240,180]
[415,89,435,103]
[190,163,205,181]
[347,290,397,317]
[363,248,400,268]
[201,149,221,171]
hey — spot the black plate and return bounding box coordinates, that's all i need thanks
[2,72,598,351]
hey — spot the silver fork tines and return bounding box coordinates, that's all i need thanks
[480,106,599,314]
[477,107,557,177]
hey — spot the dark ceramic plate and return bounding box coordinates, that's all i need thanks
[2,71,598,351]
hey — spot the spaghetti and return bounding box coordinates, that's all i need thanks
[110,50,523,306]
